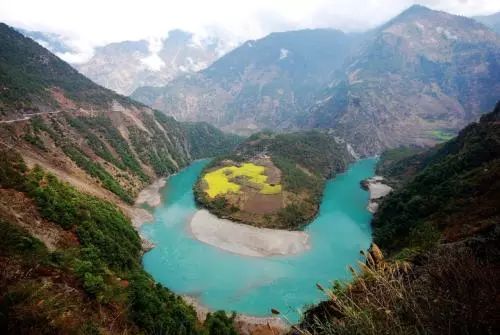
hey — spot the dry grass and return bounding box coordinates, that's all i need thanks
[297,242,500,335]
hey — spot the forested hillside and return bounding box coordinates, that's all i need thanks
[299,103,500,334]
[0,22,240,334]
[0,150,237,334]
[194,131,354,229]
[0,23,239,207]
[373,102,500,254]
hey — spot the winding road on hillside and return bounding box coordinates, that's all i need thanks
[0,110,63,124]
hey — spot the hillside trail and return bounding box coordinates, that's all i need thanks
[0,110,63,124]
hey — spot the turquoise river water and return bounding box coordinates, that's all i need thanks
[141,158,376,322]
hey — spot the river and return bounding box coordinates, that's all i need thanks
[141,158,376,322]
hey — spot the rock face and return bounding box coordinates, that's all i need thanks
[19,28,232,95]
[361,176,393,213]
[75,30,231,95]
[131,29,357,135]
[308,5,500,155]
[132,5,500,154]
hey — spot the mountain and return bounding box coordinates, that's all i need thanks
[0,22,240,334]
[16,28,74,54]
[132,5,500,155]
[373,101,500,253]
[473,11,500,34]
[131,29,359,134]
[299,102,500,335]
[18,28,233,95]
[308,5,500,155]
[75,30,232,95]
[0,21,239,207]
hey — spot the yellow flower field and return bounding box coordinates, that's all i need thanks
[203,163,282,198]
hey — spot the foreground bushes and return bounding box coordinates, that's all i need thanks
[300,242,500,335]
[0,149,236,334]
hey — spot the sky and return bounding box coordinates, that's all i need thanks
[1,0,499,63]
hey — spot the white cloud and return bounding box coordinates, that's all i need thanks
[140,37,165,71]
[279,48,289,60]
[1,0,499,61]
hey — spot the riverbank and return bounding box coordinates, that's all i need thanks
[135,177,166,208]
[140,158,376,327]
[361,176,392,213]
[130,178,168,252]
[182,295,289,335]
[135,176,297,332]
[189,209,310,257]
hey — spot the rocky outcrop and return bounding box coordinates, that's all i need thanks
[75,30,232,95]
[361,176,393,213]
[131,29,356,134]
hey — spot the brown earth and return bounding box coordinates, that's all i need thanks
[242,193,283,214]
[0,188,79,251]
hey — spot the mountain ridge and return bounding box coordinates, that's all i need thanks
[131,5,500,155]
[19,28,234,95]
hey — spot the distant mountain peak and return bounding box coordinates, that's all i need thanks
[404,4,432,14]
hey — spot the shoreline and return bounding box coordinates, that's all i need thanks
[182,295,289,335]
[132,173,292,333]
[130,177,168,252]
[189,209,311,257]
[361,176,392,213]
[135,177,166,208]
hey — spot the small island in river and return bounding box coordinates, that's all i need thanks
[194,131,355,230]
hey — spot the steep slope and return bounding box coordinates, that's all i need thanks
[0,23,129,117]
[372,101,500,254]
[473,11,500,34]
[0,22,239,208]
[298,103,500,335]
[132,29,358,134]
[75,30,231,95]
[194,131,354,229]
[307,5,500,155]
[0,149,238,334]
[16,28,74,54]
[133,6,500,154]
[0,22,241,334]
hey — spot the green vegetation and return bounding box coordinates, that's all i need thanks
[0,149,237,334]
[27,116,135,203]
[65,115,125,169]
[300,104,500,334]
[0,218,47,262]
[0,23,135,111]
[202,311,238,335]
[62,144,134,203]
[128,112,187,176]
[243,131,351,177]
[195,131,353,229]
[428,129,455,141]
[373,105,500,254]
[70,115,149,182]
[183,121,242,159]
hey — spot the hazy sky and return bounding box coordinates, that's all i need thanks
[1,0,499,62]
